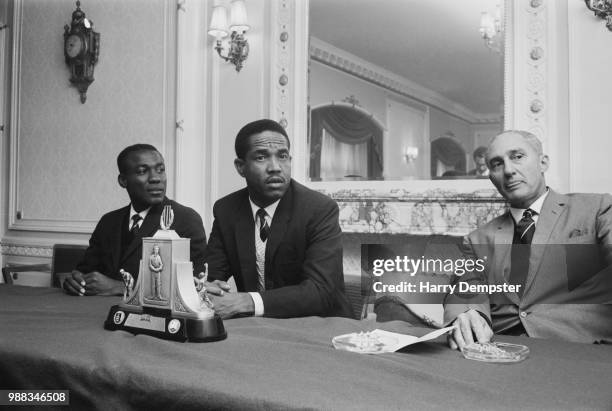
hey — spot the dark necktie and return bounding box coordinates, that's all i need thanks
[130,214,142,236]
[256,208,270,242]
[515,209,536,244]
[510,209,536,297]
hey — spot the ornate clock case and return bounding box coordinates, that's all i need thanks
[64,1,100,103]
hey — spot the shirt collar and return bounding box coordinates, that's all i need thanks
[510,188,549,223]
[249,197,280,222]
[129,205,151,225]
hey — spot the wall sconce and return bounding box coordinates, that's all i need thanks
[584,0,612,31]
[479,3,503,53]
[208,0,250,72]
[404,147,419,163]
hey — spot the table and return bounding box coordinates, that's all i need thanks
[1,285,611,410]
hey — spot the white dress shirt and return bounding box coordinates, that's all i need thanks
[509,189,549,226]
[128,205,151,231]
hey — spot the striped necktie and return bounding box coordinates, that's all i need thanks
[130,214,142,236]
[510,209,536,297]
[515,209,535,244]
[255,208,269,292]
[256,208,270,242]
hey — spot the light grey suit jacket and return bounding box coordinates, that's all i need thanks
[444,190,612,343]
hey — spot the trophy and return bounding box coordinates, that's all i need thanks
[104,205,226,342]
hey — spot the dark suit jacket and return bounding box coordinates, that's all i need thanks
[76,198,207,281]
[206,180,353,318]
[444,190,612,343]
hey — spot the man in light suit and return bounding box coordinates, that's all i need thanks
[63,144,207,296]
[204,119,353,318]
[445,130,612,349]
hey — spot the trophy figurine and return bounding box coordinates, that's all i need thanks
[194,265,214,309]
[104,205,226,342]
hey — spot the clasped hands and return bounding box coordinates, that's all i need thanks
[202,279,255,319]
[63,270,124,296]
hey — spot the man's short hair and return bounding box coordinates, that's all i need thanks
[473,146,487,160]
[487,130,544,162]
[117,144,160,174]
[235,119,290,159]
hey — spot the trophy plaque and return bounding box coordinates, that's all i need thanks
[104,206,226,342]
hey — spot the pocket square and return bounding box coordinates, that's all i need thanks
[569,228,588,238]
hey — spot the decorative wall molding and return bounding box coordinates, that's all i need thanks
[174,0,209,219]
[270,0,308,182]
[317,185,505,236]
[309,37,500,125]
[524,0,548,142]
[1,242,53,258]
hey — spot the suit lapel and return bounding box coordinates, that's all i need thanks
[111,206,130,272]
[235,193,258,291]
[524,190,566,295]
[265,183,292,274]
[494,213,519,304]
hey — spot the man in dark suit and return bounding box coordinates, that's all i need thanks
[204,119,353,318]
[63,144,207,296]
[445,130,612,348]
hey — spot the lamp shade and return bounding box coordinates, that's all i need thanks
[229,0,250,32]
[404,146,419,161]
[208,5,229,38]
[479,12,495,38]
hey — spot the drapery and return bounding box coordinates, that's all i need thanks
[320,130,368,179]
[310,105,383,180]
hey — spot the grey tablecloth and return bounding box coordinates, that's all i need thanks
[1,285,611,410]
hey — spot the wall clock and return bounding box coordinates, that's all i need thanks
[64,1,100,103]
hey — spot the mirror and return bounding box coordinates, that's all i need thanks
[308,0,504,181]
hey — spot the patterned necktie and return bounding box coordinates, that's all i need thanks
[130,214,142,236]
[255,208,269,292]
[256,208,270,242]
[510,209,536,297]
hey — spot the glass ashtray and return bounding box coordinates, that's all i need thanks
[332,331,398,354]
[461,342,529,363]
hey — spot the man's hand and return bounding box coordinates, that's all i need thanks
[203,280,232,296]
[448,309,493,350]
[62,270,123,296]
[63,270,87,296]
[209,292,254,319]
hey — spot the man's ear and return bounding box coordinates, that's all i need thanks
[234,158,245,177]
[118,174,127,188]
[539,154,550,173]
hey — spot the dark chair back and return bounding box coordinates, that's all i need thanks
[2,244,87,287]
[51,244,88,287]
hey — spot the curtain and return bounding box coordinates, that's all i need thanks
[320,130,368,179]
[310,106,383,180]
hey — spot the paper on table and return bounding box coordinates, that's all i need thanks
[332,326,456,354]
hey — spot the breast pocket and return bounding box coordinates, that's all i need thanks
[566,234,593,244]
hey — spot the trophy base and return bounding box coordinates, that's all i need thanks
[104,305,227,342]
